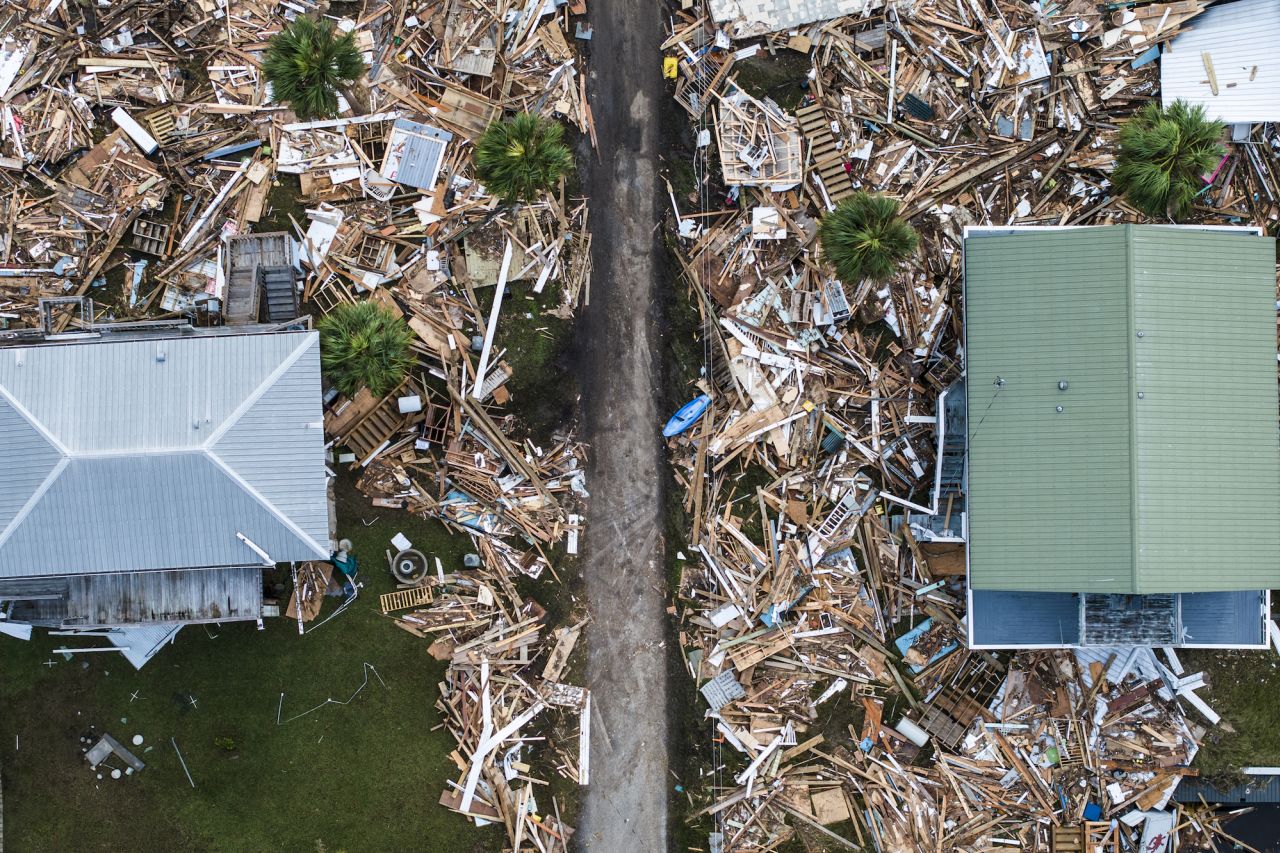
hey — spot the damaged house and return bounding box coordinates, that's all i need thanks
[0,321,331,664]
[963,225,1280,649]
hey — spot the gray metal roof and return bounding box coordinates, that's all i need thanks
[1161,0,1280,123]
[380,118,453,191]
[0,330,329,577]
[708,0,875,36]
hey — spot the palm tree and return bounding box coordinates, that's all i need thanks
[1113,100,1224,221]
[317,301,414,398]
[263,17,366,121]
[818,192,918,283]
[474,113,574,203]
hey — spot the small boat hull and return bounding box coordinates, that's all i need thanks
[663,394,711,437]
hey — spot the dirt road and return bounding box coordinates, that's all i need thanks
[577,0,669,850]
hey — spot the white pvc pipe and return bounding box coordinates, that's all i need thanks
[896,717,930,747]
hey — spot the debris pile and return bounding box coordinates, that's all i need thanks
[662,0,1275,848]
[348,363,590,851]
[383,563,587,850]
[0,0,593,333]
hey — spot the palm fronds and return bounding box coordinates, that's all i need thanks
[317,301,414,398]
[264,17,365,121]
[818,192,918,283]
[474,113,574,203]
[1113,100,1224,220]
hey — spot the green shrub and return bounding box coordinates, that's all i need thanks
[474,113,573,203]
[818,192,918,283]
[318,301,414,398]
[1113,100,1224,220]
[264,17,365,120]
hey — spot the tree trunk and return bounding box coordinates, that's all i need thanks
[341,81,370,116]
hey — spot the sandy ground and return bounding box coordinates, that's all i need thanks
[576,0,670,850]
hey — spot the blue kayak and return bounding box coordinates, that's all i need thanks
[663,394,711,437]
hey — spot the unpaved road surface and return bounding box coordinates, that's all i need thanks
[577,0,669,849]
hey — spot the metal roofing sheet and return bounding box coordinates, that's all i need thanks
[0,331,299,452]
[1130,229,1280,590]
[0,330,328,577]
[965,227,1135,593]
[380,119,452,191]
[965,225,1280,595]
[708,0,878,35]
[1161,0,1280,123]
[105,623,182,669]
[0,394,61,533]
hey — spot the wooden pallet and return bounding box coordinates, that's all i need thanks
[1050,826,1083,853]
[143,109,177,146]
[380,586,434,615]
[131,219,169,255]
[796,104,856,203]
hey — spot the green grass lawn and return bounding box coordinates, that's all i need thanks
[0,479,501,853]
[1183,648,1280,785]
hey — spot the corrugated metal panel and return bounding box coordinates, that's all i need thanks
[1130,228,1280,592]
[104,623,182,669]
[380,119,452,191]
[0,330,328,577]
[0,332,299,452]
[1161,0,1280,123]
[708,0,877,33]
[965,228,1134,592]
[0,395,61,533]
[965,226,1280,595]
[1074,646,1164,688]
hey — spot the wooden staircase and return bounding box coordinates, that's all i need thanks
[257,265,298,322]
[345,401,406,463]
[796,104,856,204]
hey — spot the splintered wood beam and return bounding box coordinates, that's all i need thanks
[471,237,511,399]
[1202,52,1218,96]
[578,691,591,786]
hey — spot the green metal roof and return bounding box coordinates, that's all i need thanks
[965,225,1280,594]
